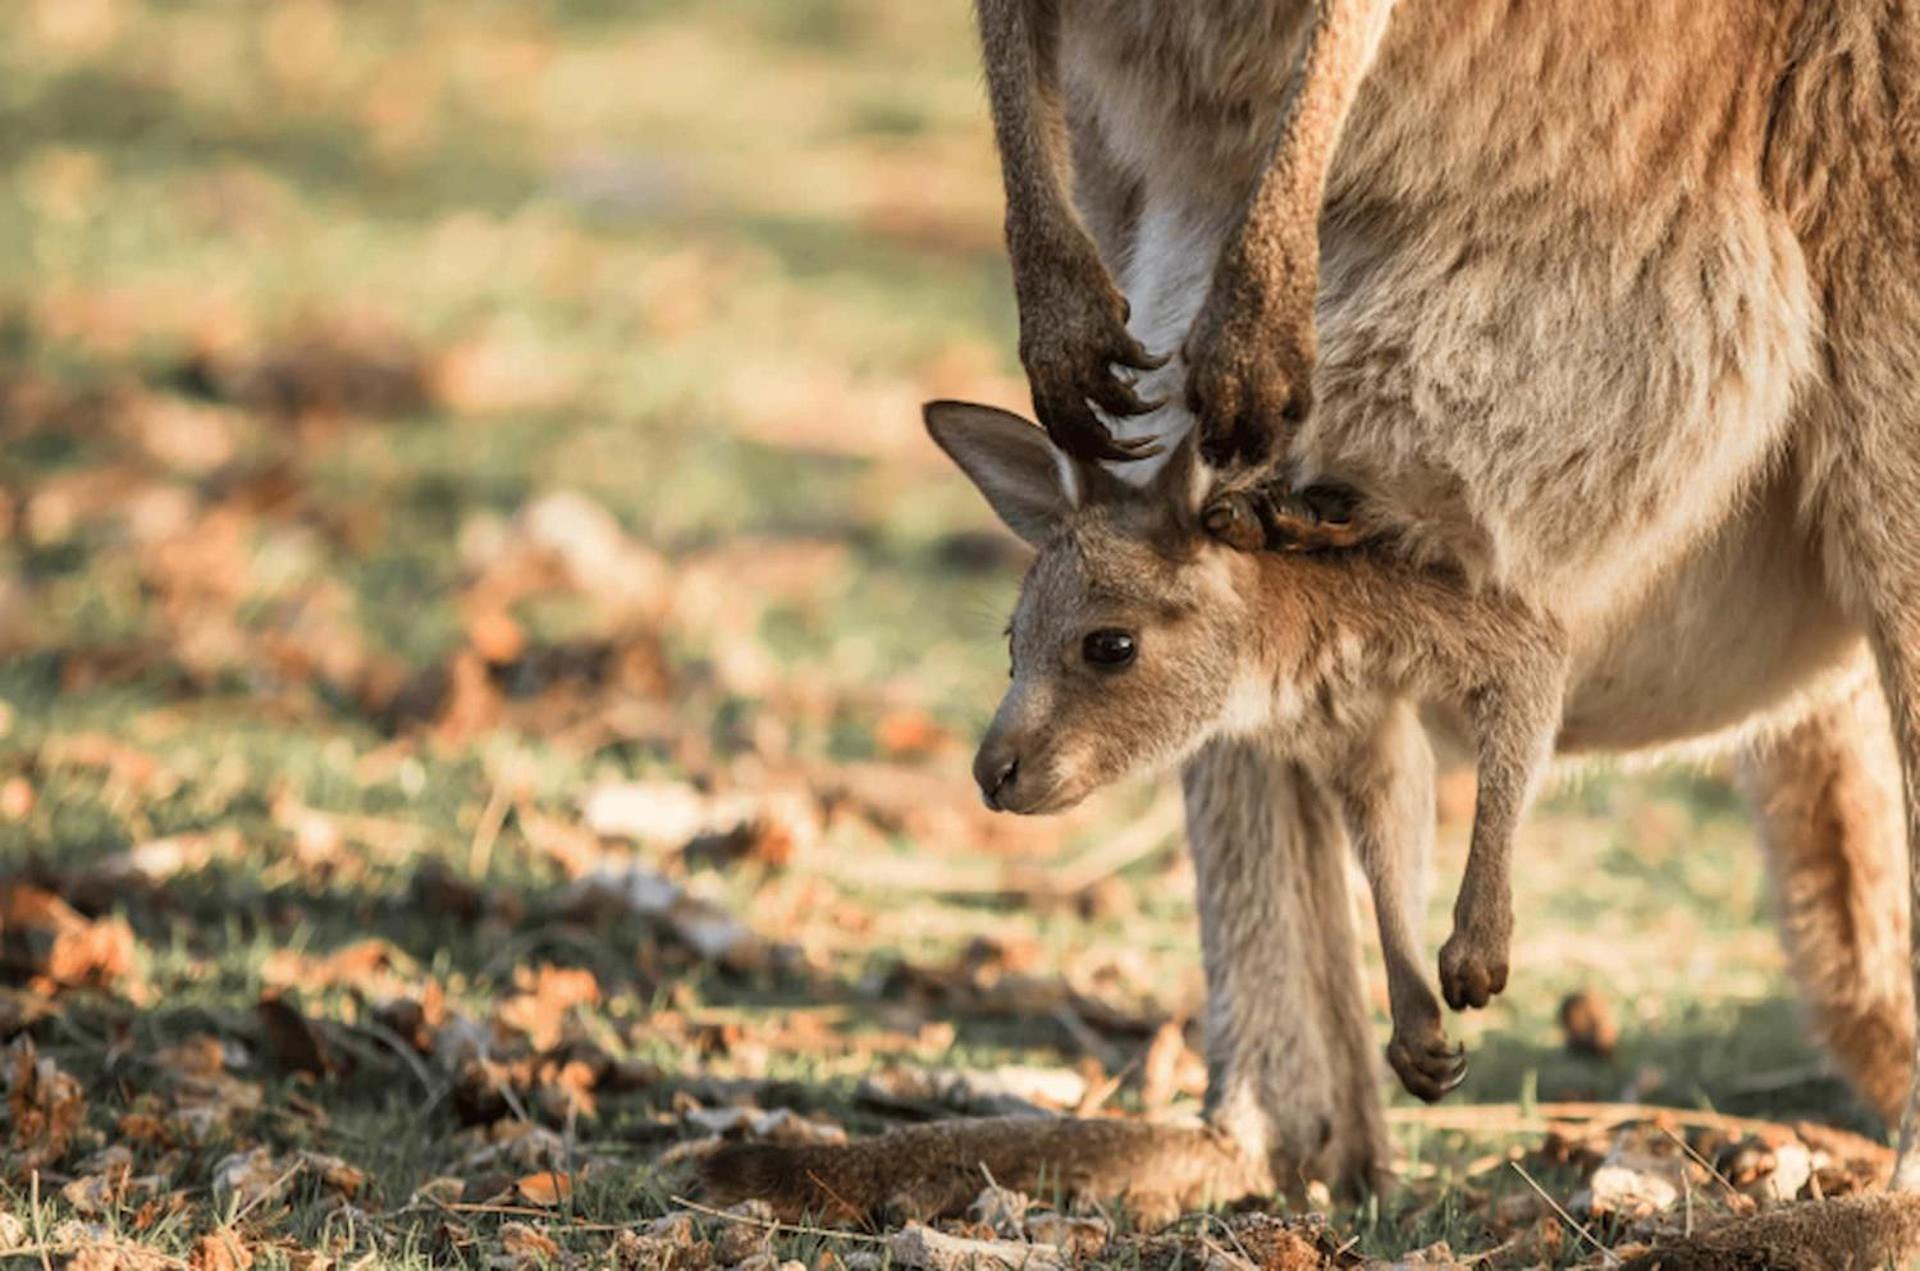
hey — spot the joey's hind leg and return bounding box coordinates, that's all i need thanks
[1331,704,1466,1102]
[1439,675,1562,1012]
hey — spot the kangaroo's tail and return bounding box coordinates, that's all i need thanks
[699,1116,1271,1225]
[1619,1193,1920,1269]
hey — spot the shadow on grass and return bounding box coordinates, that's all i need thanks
[1453,994,1880,1136]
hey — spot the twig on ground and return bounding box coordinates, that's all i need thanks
[670,1195,891,1245]
[432,1199,625,1232]
[1052,1004,1123,1072]
[1390,1100,1819,1142]
[1198,1213,1258,1267]
[468,784,510,877]
[235,1161,308,1224]
[1195,1233,1255,1269]
[357,1018,439,1097]
[28,1172,52,1271]
[1509,1162,1619,1267]
[1658,1124,1741,1200]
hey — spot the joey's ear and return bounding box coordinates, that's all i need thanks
[924,400,1078,546]
[1148,427,1209,526]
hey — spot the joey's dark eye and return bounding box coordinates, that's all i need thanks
[1082,629,1137,668]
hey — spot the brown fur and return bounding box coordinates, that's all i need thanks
[976,0,1166,462]
[704,2,1920,1260]
[1620,1194,1920,1270]
[1020,0,1920,1193]
[930,402,1567,1101]
[1744,675,1916,1130]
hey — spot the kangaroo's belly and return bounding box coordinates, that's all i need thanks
[1555,475,1862,755]
[1299,0,1816,618]
[1068,0,1846,750]
[1082,0,1817,630]
[1064,1,1313,199]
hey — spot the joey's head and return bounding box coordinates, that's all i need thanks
[926,400,1273,814]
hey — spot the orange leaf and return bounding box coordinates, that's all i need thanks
[514,1170,574,1207]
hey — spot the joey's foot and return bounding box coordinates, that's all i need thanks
[1018,258,1166,463]
[1438,928,1511,1012]
[1386,1026,1467,1103]
[1183,278,1314,471]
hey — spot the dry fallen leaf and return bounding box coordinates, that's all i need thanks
[872,708,953,759]
[191,1228,256,1271]
[257,992,343,1078]
[211,1146,293,1210]
[1,883,141,997]
[514,1170,575,1207]
[298,1150,367,1199]
[497,1221,561,1269]
[496,964,601,1051]
[5,1037,86,1170]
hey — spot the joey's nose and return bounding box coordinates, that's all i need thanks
[975,752,1019,810]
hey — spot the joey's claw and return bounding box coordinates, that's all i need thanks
[1253,483,1366,552]
[1202,494,1267,553]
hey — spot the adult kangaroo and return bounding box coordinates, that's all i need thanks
[707,0,1920,1252]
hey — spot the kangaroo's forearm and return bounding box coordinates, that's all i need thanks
[976,0,1083,268]
[1239,0,1396,253]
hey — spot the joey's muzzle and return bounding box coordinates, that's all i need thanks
[973,739,1022,812]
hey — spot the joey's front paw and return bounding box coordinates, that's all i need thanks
[1018,262,1166,463]
[1386,1024,1467,1103]
[1438,928,1511,1012]
[1203,480,1366,554]
[1183,282,1313,471]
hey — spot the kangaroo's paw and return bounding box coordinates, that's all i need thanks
[1018,255,1167,463]
[1438,927,1511,1012]
[1183,269,1313,472]
[1386,1025,1468,1103]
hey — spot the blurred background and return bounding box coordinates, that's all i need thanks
[0,1,1870,1263]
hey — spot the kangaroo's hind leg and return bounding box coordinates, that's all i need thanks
[1767,0,1920,1185]
[1822,477,1920,1189]
[1183,736,1389,1195]
[1741,671,1913,1126]
[1805,267,1920,1190]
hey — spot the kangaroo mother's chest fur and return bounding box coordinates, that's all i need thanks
[1068,0,1841,747]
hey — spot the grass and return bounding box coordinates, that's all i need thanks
[0,0,1884,1265]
